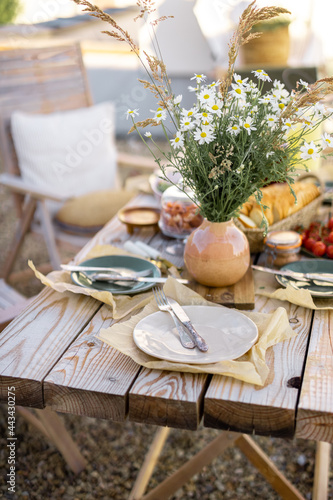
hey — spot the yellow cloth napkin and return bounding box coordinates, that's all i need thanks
[97,278,296,386]
[254,270,333,310]
[28,244,160,320]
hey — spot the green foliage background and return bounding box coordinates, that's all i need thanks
[0,0,20,25]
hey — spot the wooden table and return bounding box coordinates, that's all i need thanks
[0,194,332,499]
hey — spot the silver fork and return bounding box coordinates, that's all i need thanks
[152,287,195,349]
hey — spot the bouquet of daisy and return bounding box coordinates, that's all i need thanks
[74,0,333,226]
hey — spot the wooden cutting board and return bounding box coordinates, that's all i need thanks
[183,264,255,310]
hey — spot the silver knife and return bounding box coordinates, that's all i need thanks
[252,264,333,283]
[61,264,152,274]
[167,297,209,352]
[88,273,190,284]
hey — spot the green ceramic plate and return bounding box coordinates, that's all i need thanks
[276,259,333,297]
[71,255,161,295]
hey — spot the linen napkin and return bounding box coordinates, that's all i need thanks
[97,278,296,386]
[254,270,333,310]
[28,244,162,319]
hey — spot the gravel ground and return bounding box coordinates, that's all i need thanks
[0,142,332,499]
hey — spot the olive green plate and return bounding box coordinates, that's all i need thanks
[71,255,161,295]
[276,259,333,297]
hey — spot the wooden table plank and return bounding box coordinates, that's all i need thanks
[203,273,313,438]
[44,305,141,421]
[296,309,333,443]
[129,369,209,430]
[0,288,99,408]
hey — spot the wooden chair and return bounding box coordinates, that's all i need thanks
[0,44,156,280]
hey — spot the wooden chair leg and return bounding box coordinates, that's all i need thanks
[141,431,239,500]
[313,441,331,500]
[236,434,305,500]
[2,197,37,281]
[129,427,170,500]
[38,200,62,270]
[17,407,86,474]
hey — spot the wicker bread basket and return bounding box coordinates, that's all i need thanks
[234,173,325,253]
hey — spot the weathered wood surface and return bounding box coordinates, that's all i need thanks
[129,369,209,430]
[204,272,313,438]
[296,308,333,443]
[185,263,255,310]
[44,304,141,421]
[0,287,99,408]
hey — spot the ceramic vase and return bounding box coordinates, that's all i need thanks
[183,219,250,287]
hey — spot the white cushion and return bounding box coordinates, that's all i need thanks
[11,102,118,201]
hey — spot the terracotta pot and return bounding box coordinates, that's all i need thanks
[184,219,250,287]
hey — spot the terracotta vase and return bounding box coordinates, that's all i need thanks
[184,219,250,287]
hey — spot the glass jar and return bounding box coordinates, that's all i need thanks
[159,184,203,239]
[263,230,302,268]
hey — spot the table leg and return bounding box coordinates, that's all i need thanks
[129,427,170,500]
[17,407,86,474]
[313,441,331,500]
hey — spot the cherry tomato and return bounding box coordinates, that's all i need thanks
[304,237,316,251]
[328,217,333,230]
[312,241,326,257]
[327,232,333,244]
[326,245,333,259]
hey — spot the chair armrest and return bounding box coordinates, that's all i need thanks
[117,152,166,172]
[0,173,67,203]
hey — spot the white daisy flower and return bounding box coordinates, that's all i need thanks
[270,100,287,113]
[301,117,315,129]
[188,85,199,92]
[233,73,249,87]
[180,117,195,131]
[273,80,285,90]
[191,73,206,83]
[322,132,333,148]
[227,123,241,136]
[266,114,277,127]
[170,131,184,149]
[151,107,167,122]
[298,79,309,89]
[242,116,257,135]
[259,95,272,104]
[126,109,139,120]
[252,69,271,82]
[173,95,183,105]
[193,125,216,145]
[300,141,320,160]
[207,101,222,117]
[182,107,197,119]
[230,84,245,99]
[144,131,152,138]
[282,119,296,132]
[198,88,215,105]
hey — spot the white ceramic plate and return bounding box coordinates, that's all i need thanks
[133,305,258,364]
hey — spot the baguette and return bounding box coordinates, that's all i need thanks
[243,181,320,228]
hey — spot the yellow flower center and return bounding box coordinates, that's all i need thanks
[232,126,238,130]
[235,88,242,94]
[200,132,207,138]
[278,103,285,110]
[327,139,331,144]
[202,120,209,126]
[308,148,314,154]
[244,123,250,128]
[197,74,202,78]
[256,69,263,73]
[175,137,180,143]
[157,113,162,118]
[212,105,218,110]
[203,94,210,100]
[268,118,274,121]
[202,112,208,117]
[188,111,193,116]
[157,107,162,111]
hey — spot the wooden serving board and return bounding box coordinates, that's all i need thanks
[183,264,255,310]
